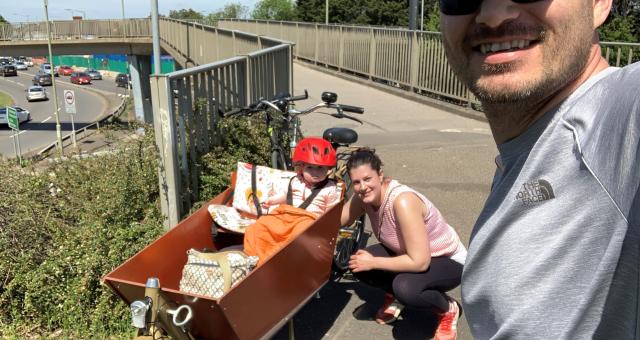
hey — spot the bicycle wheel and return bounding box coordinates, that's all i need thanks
[271,149,287,170]
[333,215,366,272]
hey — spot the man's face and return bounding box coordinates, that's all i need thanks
[440,0,595,106]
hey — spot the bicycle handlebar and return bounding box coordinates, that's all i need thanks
[337,104,364,114]
[222,90,364,123]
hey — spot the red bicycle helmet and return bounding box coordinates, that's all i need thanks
[292,137,337,167]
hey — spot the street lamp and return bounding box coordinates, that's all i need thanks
[43,0,64,156]
[325,0,328,25]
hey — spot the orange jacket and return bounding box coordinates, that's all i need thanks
[243,204,318,266]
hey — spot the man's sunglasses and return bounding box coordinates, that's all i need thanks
[440,0,544,16]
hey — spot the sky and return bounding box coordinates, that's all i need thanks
[1,0,259,22]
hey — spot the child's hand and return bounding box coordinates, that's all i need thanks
[260,198,273,208]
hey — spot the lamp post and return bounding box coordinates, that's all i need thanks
[325,0,328,25]
[121,0,127,38]
[420,0,424,31]
[43,0,63,156]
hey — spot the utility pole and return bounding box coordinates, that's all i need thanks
[151,0,161,74]
[409,0,418,30]
[325,0,329,25]
[43,0,63,156]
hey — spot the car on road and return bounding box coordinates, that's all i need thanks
[86,68,102,80]
[115,73,131,88]
[0,58,10,66]
[33,73,53,86]
[70,72,92,85]
[14,61,28,70]
[25,85,48,102]
[58,65,74,76]
[40,63,58,77]
[0,65,17,77]
[0,106,31,126]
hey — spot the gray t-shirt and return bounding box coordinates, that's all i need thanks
[462,62,640,339]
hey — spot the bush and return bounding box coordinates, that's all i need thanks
[197,110,290,203]
[0,128,164,337]
[0,114,284,337]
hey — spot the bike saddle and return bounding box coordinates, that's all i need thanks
[323,127,358,146]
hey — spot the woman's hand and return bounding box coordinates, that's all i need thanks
[349,249,376,272]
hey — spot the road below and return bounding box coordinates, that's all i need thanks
[0,67,124,158]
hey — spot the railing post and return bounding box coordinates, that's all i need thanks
[232,30,237,56]
[150,75,181,229]
[295,22,299,58]
[338,26,344,71]
[245,56,252,106]
[368,28,376,80]
[409,31,419,92]
[314,23,319,64]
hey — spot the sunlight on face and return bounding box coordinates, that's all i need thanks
[349,164,384,206]
[440,0,595,107]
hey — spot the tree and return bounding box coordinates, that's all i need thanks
[168,8,205,21]
[208,3,249,21]
[0,15,7,24]
[599,15,638,42]
[252,0,297,21]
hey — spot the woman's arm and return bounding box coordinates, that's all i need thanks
[340,193,365,226]
[350,192,430,273]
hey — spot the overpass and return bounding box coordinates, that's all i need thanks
[1,18,638,225]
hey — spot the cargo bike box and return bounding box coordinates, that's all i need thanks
[102,175,344,339]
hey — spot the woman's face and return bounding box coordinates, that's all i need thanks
[349,164,385,206]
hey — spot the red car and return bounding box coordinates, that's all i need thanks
[70,72,91,85]
[59,65,74,76]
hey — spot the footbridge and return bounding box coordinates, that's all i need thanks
[1,18,637,225]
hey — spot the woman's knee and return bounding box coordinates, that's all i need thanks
[391,277,421,304]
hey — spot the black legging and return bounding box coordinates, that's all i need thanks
[353,243,463,314]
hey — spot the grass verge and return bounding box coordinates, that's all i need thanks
[0,91,14,107]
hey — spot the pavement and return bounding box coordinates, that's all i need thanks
[266,63,497,339]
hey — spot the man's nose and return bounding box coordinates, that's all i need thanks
[475,0,521,28]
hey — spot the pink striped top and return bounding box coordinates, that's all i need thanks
[365,180,464,260]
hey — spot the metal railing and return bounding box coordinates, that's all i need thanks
[0,18,151,40]
[152,19,293,226]
[220,19,640,109]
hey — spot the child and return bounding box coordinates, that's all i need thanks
[261,137,342,216]
[243,137,343,264]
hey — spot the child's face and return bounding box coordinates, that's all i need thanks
[301,164,331,186]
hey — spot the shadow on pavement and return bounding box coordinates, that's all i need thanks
[271,276,441,339]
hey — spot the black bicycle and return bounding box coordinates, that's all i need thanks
[224,91,367,275]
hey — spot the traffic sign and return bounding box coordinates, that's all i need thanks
[7,106,18,130]
[64,90,76,114]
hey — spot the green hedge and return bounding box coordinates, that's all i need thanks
[0,111,285,338]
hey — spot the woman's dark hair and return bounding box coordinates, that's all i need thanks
[346,147,383,173]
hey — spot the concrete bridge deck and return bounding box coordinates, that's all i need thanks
[268,62,496,340]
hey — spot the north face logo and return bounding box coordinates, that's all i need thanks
[515,179,555,206]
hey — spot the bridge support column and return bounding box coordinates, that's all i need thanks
[128,55,153,123]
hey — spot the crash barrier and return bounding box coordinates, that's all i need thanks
[151,42,293,227]
[0,18,151,40]
[35,97,128,159]
[219,19,640,109]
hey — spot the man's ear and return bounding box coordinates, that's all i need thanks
[593,0,613,28]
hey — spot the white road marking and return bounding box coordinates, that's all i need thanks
[440,128,462,133]
[42,116,52,123]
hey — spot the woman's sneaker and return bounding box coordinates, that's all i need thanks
[434,298,462,340]
[375,293,404,324]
